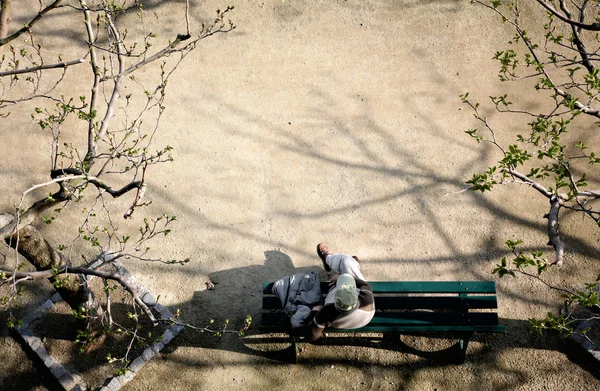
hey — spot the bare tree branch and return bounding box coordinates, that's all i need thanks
[537,0,600,31]
[51,168,142,197]
[96,9,125,141]
[0,58,85,77]
[557,0,595,73]
[0,174,82,240]
[0,0,63,47]
[99,33,191,82]
[0,0,11,56]
[0,169,143,240]
[506,169,600,201]
[506,169,554,198]
[576,190,600,198]
[185,0,191,36]
[545,195,564,266]
[80,0,101,168]
[1,265,156,323]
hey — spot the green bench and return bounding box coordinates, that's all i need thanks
[260,281,507,363]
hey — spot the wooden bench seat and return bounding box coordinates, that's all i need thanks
[260,281,506,363]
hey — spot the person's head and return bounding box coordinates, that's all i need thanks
[334,273,359,312]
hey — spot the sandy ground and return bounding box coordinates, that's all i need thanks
[2,0,600,390]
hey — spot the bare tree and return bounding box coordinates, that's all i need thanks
[0,0,241,354]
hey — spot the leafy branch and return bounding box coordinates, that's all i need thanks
[493,240,600,347]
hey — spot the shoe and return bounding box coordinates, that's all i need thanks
[352,255,360,263]
[317,243,331,271]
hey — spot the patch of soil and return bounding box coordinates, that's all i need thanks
[29,283,168,389]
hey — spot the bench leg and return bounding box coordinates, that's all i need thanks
[383,332,401,346]
[456,332,473,364]
[290,336,299,363]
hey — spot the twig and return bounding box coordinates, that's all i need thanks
[123,162,148,219]
[99,33,191,82]
[103,278,114,325]
[185,0,191,36]
[505,169,554,198]
[444,186,473,196]
[475,0,600,118]
[96,10,125,142]
[155,318,243,335]
[512,265,573,295]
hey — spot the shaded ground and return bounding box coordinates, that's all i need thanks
[1,0,600,390]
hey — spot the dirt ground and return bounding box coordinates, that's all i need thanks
[2,0,600,390]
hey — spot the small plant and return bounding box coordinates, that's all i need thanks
[494,240,600,347]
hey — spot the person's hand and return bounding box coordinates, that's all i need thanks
[328,274,340,287]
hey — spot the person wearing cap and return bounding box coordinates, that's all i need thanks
[302,243,375,342]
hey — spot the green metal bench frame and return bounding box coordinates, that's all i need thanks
[260,281,506,363]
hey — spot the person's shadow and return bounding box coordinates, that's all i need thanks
[163,250,326,359]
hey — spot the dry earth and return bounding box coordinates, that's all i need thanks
[2,0,600,390]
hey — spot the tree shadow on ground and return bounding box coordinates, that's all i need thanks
[4,3,600,388]
[3,248,600,390]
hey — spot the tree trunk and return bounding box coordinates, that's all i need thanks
[0,0,11,56]
[9,225,107,332]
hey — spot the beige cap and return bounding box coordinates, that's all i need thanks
[334,273,359,312]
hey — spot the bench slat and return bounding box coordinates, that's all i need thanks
[260,312,505,333]
[262,295,498,311]
[371,296,498,310]
[368,281,497,294]
[260,324,507,334]
[335,324,507,333]
[263,281,498,295]
[368,312,500,326]
[261,311,500,328]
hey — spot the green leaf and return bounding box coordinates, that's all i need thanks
[505,239,523,251]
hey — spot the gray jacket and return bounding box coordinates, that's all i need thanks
[272,271,322,329]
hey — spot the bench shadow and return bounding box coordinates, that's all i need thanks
[240,318,600,380]
[243,332,473,364]
[158,250,600,380]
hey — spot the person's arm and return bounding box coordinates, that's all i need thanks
[354,278,372,292]
[355,279,375,311]
[304,303,338,342]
